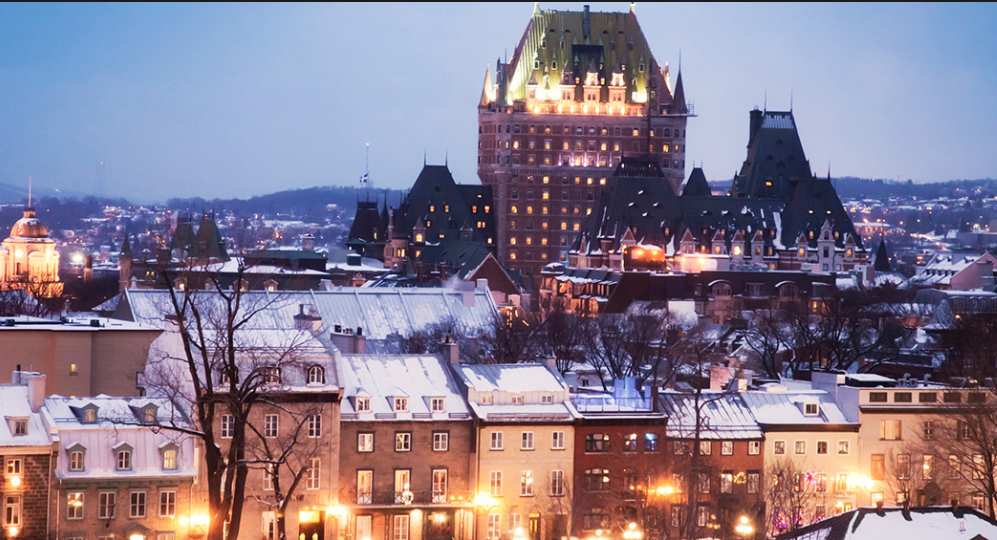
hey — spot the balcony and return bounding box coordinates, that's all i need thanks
[355,490,476,507]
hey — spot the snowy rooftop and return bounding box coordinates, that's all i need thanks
[339,354,470,420]
[741,391,852,426]
[776,506,997,540]
[455,364,568,393]
[0,385,50,447]
[120,286,499,340]
[657,391,763,440]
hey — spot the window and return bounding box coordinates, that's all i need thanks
[221,415,234,438]
[6,459,19,476]
[491,432,504,450]
[923,421,935,440]
[67,493,83,519]
[163,449,177,470]
[12,419,26,436]
[836,473,848,492]
[645,433,659,451]
[70,451,84,471]
[357,471,373,504]
[159,490,176,518]
[586,434,609,452]
[358,433,374,452]
[432,469,448,503]
[97,491,116,520]
[117,450,132,471]
[431,397,446,413]
[264,464,274,491]
[924,455,935,480]
[919,392,937,403]
[880,420,902,440]
[869,392,888,403]
[974,455,985,479]
[393,515,410,540]
[950,455,961,479]
[265,415,279,438]
[700,441,712,455]
[263,366,281,386]
[837,440,850,454]
[894,392,912,403]
[816,473,828,493]
[624,433,638,452]
[307,365,325,385]
[394,470,411,503]
[357,516,373,540]
[795,441,806,455]
[489,471,503,496]
[129,491,147,518]
[804,402,819,415]
[395,432,411,452]
[698,474,710,493]
[720,471,733,494]
[721,441,733,455]
[522,432,534,450]
[673,440,689,456]
[817,441,828,455]
[83,409,97,423]
[521,470,534,496]
[307,458,321,490]
[897,454,910,480]
[487,514,501,539]
[394,397,409,412]
[747,472,760,494]
[871,454,885,480]
[355,397,371,413]
[308,414,322,438]
[433,432,449,452]
[584,469,610,491]
[748,441,761,455]
[959,421,972,440]
[551,470,565,496]
[1,495,21,531]
[774,440,786,455]
[552,431,565,450]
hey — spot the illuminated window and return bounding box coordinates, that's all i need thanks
[527,206,534,214]
[542,190,549,200]
[561,222,567,231]
[511,205,518,214]
[510,237,517,245]
[573,223,580,231]
[525,237,532,245]
[600,178,606,185]
[509,252,517,261]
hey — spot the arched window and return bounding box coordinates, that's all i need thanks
[307,365,325,386]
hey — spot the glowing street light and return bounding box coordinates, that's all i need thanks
[734,515,754,538]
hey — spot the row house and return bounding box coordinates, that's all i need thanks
[337,351,474,540]
[570,381,668,539]
[453,361,580,540]
[814,372,996,512]
[657,390,764,540]
[0,373,54,540]
[47,394,197,540]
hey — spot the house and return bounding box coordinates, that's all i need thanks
[0,372,54,539]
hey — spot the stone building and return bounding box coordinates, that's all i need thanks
[478,4,691,279]
[0,204,62,296]
[0,373,53,540]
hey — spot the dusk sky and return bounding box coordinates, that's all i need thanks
[0,2,994,203]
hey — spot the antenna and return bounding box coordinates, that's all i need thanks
[763,91,767,112]
[28,176,31,208]
[790,90,794,112]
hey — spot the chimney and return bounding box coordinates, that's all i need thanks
[27,373,45,413]
[749,108,764,144]
[440,262,447,280]
[355,327,366,354]
[301,233,316,251]
[446,341,460,365]
[544,356,557,370]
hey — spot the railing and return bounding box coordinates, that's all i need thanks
[572,395,653,412]
[355,490,476,506]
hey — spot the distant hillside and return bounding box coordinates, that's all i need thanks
[166,186,407,222]
[832,177,997,200]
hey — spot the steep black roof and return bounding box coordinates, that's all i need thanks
[395,165,495,245]
[348,200,386,245]
[191,212,229,262]
[681,167,712,197]
[733,110,810,199]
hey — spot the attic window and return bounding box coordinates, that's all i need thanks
[83,408,97,424]
[307,365,326,386]
[430,397,446,413]
[142,406,157,425]
[356,397,371,413]
[394,397,409,412]
[803,403,819,416]
[11,418,27,436]
[263,367,281,386]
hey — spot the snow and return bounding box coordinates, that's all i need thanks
[772,211,786,250]
[338,354,470,420]
[781,506,997,540]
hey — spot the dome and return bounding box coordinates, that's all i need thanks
[9,209,49,239]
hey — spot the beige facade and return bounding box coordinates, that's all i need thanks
[763,429,861,521]
[0,208,62,295]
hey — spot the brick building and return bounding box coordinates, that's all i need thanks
[478,4,691,279]
[0,373,53,540]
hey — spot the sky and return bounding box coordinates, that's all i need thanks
[0,2,995,203]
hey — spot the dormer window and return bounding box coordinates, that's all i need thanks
[83,406,98,424]
[307,366,325,386]
[10,418,27,436]
[512,395,524,405]
[804,402,819,416]
[394,397,409,412]
[67,443,86,472]
[139,404,158,425]
[356,397,371,413]
[430,397,446,413]
[263,367,281,386]
[541,395,554,404]
[160,442,179,471]
[116,450,131,471]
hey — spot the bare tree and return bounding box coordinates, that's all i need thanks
[582,304,674,391]
[765,456,825,535]
[143,259,319,540]
[480,308,539,364]
[743,309,794,379]
[535,296,584,374]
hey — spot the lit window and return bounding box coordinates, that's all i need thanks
[163,449,177,470]
[356,397,370,413]
[358,433,373,452]
[66,493,83,520]
[394,397,409,412]
[395,432,412,452]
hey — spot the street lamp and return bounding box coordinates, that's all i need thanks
[734,516,753,539]
[622,522,643,540]
[473,492,499,540]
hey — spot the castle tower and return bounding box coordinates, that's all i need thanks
[0,204,62,296]
[477,3,692,280]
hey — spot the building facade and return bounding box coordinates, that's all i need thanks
[478,4,690,279]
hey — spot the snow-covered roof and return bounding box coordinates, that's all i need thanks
[45,395,196,480]
[740,391,852,426]
[120,286,499,340]
[657,391,763,439]
[777,506,997,540]
[456,364,568,393]
[455,364,579,422]
[338,354,470,420]
[0,384,50,448]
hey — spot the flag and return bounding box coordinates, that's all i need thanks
[360,173,369,185]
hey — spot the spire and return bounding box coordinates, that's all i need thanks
[27,176,32,209]
[120,234,132,258]
[479,63,494,107]
[533,1,540,16]
[671,68,688,115]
